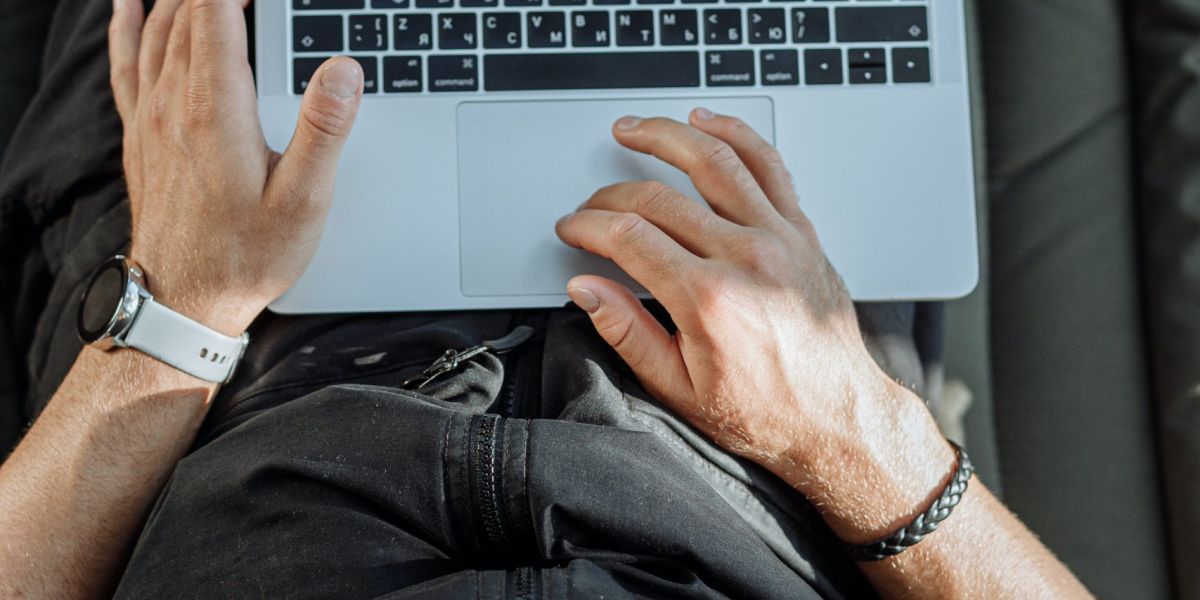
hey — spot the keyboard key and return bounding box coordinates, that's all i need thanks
[293,16,343,52]
[616,11,654,46]
[483,12,522,48]
[659,10,698,45]
[760,48,798,85]
[462,0,500,6]
[548,0,586,5]
[849,65,885,84]
[350,14,388,50]
[527,12,568,46]
[350,56,380,93]
[847,47,884,67]
[705,50,753,86]
[416,0,454,7]
[484,51,700,90]
[847,49,885,84]
[594,0,631,6]
[792,8,829,43]
[372,0,410,7]
[505,0,542,5]
[571,11,611,47]
[804,48,842,85]
[295,0,363,9]
[636,0,674,4]
[394,14,433,49]
[835,6,927,43]
[429,55,479,91]
[438,13,478,49]
[892,47,931,83]
[384,55,423,92]
[747,8,784,44]
[293,57,329,94]
[704,9,741,45]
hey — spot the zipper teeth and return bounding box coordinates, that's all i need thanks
[516,567,532,599]
[474,416,507,546]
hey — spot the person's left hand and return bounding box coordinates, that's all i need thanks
[109,0,364,336]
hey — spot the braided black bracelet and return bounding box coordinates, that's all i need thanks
[845,441,975,561]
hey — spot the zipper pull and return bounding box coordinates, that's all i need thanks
[402,326,535,391]
[482,325,535,354]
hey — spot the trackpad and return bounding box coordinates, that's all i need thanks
[457,97,775,298]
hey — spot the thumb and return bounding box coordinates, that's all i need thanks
[271,56,363,205]
[567,275,692,402]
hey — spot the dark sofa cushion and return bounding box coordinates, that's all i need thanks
[1131,0,1200,596]
[977,0,1172,597]
[0,0,60,457]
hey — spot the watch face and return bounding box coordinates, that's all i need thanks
[78,259,127,343]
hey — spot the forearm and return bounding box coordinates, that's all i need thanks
[0,348,217,598]
[771,378,1091,599]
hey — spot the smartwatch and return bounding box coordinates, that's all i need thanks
[77,255,249,384]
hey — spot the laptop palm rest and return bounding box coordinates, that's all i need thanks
[457,97,775,298]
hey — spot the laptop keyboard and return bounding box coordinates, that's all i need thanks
[289,0,933,94]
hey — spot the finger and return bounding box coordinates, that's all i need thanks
[190,0,252,92]
[138,0,187,93]
[688,108,808,224]
[579,181,748,258]
[109,0,146,125]
[611,116,783,229]
[163,1,193,76]
[567,275,693,402]
[555,208,703,318]
[268,57,364,210]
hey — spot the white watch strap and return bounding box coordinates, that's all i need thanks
[123,298,247,384]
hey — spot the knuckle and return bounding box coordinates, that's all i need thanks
[183,82,217,122]
[109,64,135,90]
[759,145,786,169]
[597,312,638,353]
[146,88,172,127]
[734,234,784,273]
[609,213,650,247]
[692,273,733,313]
[697,141,741,173]
[301,101,352,139]
[632,181,675,216]
[726,116,748,132]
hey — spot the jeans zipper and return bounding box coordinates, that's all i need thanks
[469,414,510,550]
[506,566,540,600]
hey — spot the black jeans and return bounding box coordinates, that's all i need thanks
[0,0,944,597]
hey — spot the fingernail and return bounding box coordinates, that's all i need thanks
[694,107,715,120]
[615,116,642,131]
[568,287,601,314]
[321,59,362,99]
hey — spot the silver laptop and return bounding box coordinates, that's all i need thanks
[255,0,977,313]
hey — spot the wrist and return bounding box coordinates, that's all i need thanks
[127,251,265,337]
[773,374,956,543]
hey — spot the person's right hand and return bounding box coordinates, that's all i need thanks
[109,0,363,336]
[556,110,955,541]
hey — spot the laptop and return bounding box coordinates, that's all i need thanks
[255,0,978,313]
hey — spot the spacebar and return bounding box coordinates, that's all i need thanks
[484,52,701,91]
